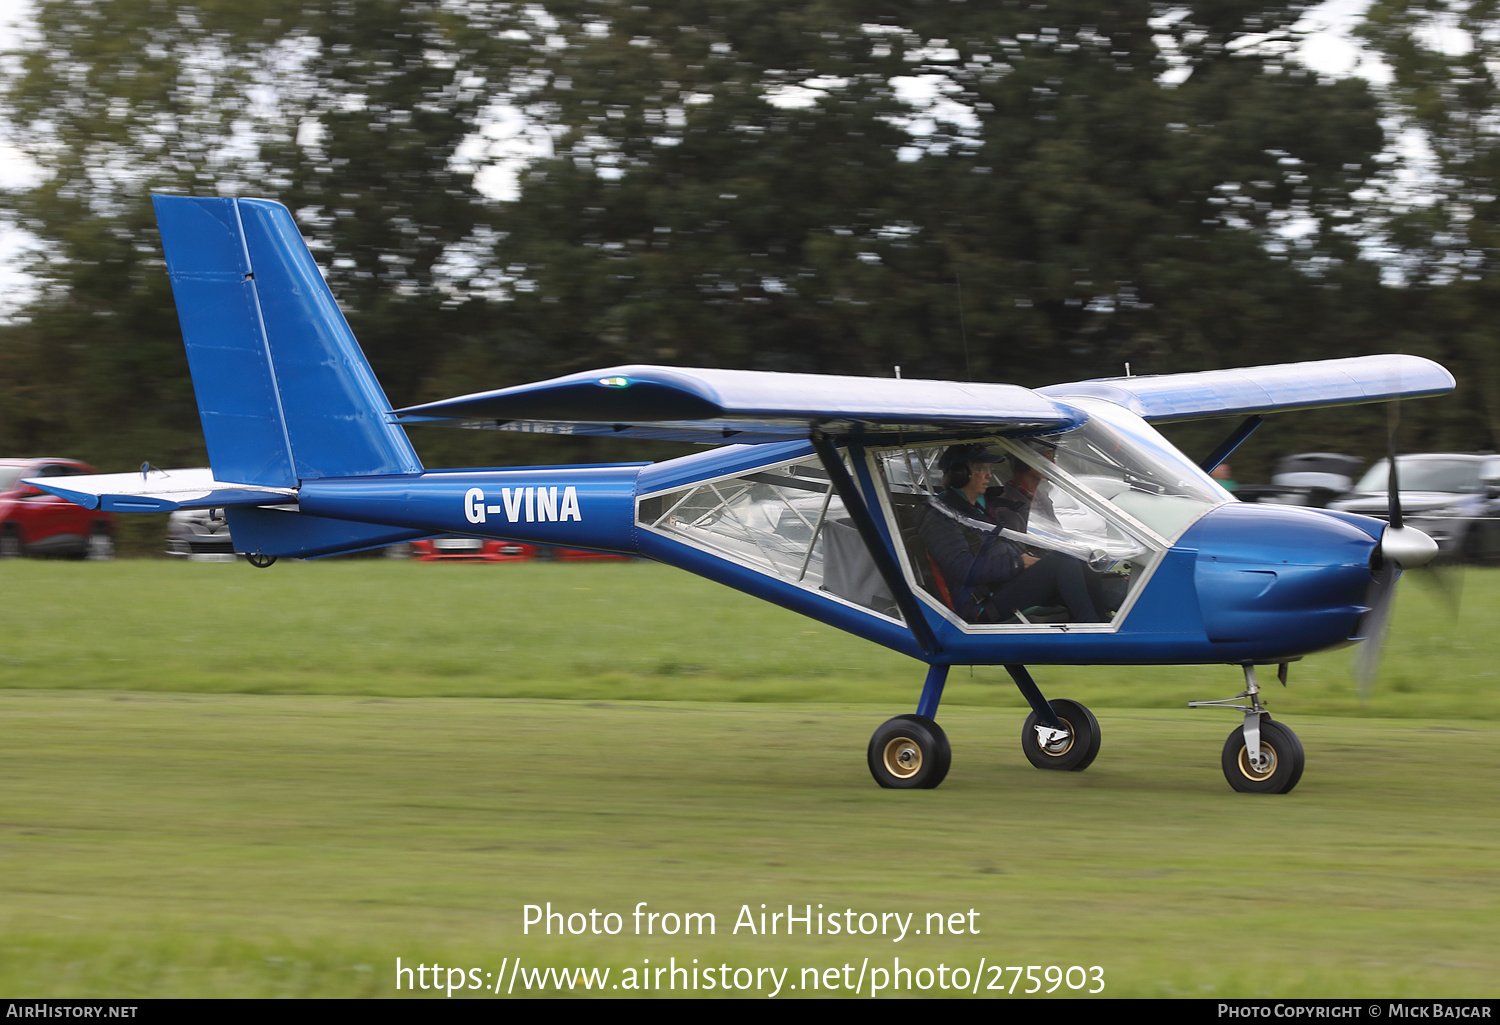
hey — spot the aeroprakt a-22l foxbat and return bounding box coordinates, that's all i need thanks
[28,195,1452,793]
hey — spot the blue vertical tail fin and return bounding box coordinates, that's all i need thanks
[152,194,423,487]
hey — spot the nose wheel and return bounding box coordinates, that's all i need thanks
[1193,664,1306,793]
[867,714,951,789]
[1222,718,1304,794]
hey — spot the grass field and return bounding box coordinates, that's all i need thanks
[1,559,1497,998]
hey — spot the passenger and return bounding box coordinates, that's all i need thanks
[919,443,1105,624]
[989,442,1056,533]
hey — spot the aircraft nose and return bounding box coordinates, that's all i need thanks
[1182,503,1381,656]
[1379,522,1438,570]
[1184,502,1381,570]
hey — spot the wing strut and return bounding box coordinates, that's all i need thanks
[810,432,942,657]
[1200,415,1264,474]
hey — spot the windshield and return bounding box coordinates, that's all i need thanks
[1355,458,1481,494]
[1046,397,1233,543]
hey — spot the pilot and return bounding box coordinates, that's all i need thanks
[989,441,1056,533]
[919,443,1105,624]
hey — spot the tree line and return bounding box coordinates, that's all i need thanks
[2,0,1496,484]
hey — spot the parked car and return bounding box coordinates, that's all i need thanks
[1326,452,1500,563]
[0,458,116,559]
[408,537,537,561]
[168,510,394,561]
[404,537,632,562]
[166,507,237,560]
[551,546,635,563]
[1234,453,1363,508]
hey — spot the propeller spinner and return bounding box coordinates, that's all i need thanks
[1354,401,1439,697]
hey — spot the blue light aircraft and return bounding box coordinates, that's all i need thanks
[28,196,1454,794]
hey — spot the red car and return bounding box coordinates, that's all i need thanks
[0,458,117,559]
[552,547,633,562]
[407,538,630,562]
[409,537,537,561]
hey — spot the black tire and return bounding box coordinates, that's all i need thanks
[867,714,952,789]
[1460,524,1483,566]
[69,523,115,561]
[1021,698,1101,771]
[0,525,20,559]
[87,525,115,561]
[246,553,277,569]
[1221,717,1304,794]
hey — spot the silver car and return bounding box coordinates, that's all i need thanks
[165,507,237,560]
[1327,453,1500,563]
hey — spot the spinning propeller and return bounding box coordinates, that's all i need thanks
[1353,397,1439,698]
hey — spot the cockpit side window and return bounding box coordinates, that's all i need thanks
[636,451,903,620]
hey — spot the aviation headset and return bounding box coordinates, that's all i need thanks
[939,444,1003,490]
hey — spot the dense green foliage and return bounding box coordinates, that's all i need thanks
[1,1,1497,479]
[494,2,1389,385]
[1355,1,1500,452]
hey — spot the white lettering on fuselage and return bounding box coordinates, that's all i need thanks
[464,486,581,525]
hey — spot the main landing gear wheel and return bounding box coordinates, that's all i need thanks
[868,714,951,789]
[1021,699,1101,772]
[1221,718,1304,794]
[246,553,277,569]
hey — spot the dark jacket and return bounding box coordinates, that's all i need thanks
[918,488,1024,618]
[988,482,1032,534]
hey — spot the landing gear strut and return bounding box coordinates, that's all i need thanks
[1191,664,1305,794]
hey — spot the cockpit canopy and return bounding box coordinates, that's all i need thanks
[636,399,1232,631]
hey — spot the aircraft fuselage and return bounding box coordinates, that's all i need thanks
[246,453,1384,670]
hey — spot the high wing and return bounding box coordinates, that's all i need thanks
[22,467,296,512]
[1038,354,1453,422]
[395,355,1453,444]
[393,365,1086,444]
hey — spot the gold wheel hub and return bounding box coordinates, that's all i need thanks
[1237,740,1279,782]
[882,736,923,779]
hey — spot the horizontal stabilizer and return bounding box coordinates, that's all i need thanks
[23,468,296,513]
[1039,355,1454,422]
[396,365,1085,443]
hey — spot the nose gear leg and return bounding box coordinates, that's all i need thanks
[1190,664,1269,766]
[1191,663,1304,793]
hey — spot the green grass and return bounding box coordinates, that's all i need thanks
[2,558,1498,718]
[0,559,1497,997]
